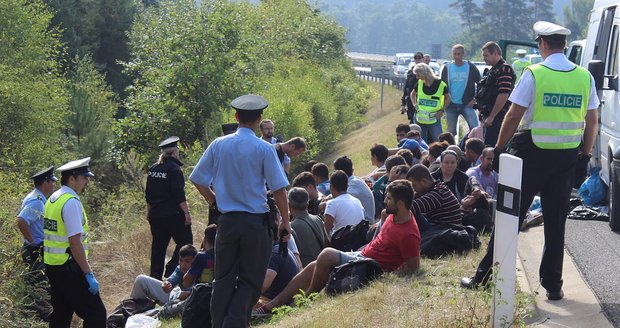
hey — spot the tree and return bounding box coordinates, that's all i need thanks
[450,0,481,35]
[564,0,595,40]
[0,0,69,169]
[529,0,555,24]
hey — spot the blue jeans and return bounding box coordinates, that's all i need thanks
[419,121,442,143]
[446,103,478,135]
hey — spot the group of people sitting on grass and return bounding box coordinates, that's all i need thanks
[122,121,500,321]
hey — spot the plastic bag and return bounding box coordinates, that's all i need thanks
[125,314,160,328]
[578,167,607,206]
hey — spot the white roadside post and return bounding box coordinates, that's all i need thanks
[492,153,523,327]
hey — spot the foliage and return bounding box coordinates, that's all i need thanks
[564,0,595,40]
[269,290,321,324]
[65,55,118,162]
[0,0,69,169]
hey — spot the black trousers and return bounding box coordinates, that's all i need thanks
[483,110,506,147]
[474,146,578,293]
[149,216,193,280]
[46,263,106,327]
[211,212,272,328]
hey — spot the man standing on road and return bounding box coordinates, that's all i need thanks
[441,44,481,136]
[400,52,425,124]
[190,94,290,327]
[145,136,193,280]
[44,157,106,327]
[475,42,515,147]
[461,22,599,301]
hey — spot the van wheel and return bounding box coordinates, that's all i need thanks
[610,163,620,231]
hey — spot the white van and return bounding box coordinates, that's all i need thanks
[584,0,620,229]
[567,39,586,65]
[393,53,415,80]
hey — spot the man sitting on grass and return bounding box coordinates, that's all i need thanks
[183,224,217,288]
[252,180,420,316]
[130,244,197,306]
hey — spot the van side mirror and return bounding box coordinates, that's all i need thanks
[588,60,605,90]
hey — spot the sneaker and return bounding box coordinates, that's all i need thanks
[251,306,271,318]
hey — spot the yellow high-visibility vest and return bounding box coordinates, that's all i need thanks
[417,79,447,124]
[43,192,89,265]
[529,64,591,149]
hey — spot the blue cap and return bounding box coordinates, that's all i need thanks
[230,94,268,111]
[399,138,420,151]
[31,166,57,184]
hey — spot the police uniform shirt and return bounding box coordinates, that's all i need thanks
[47,185,85,238]
[17,188,47,244]
[509,53,600,129]
[145,157,186,218]
[190,127,289,214]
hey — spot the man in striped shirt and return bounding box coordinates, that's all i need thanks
[406,164,463,232]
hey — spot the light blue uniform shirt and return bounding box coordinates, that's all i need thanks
[190,127,289,214]
[448,62,470,104]
[17,188,46,244]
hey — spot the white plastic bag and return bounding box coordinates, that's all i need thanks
[125,314,161,328]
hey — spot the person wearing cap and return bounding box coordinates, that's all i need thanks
[43,157,106,326]
[410,63,451,143]
[461,22,600,302]
[476,41,516,147]
[17,166,57,274]
[400,52,425,123]
[145,136,193,280]
[512,49,531,82]
[441,44,481,136]
[190,94,290,328]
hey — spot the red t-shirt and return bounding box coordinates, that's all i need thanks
[361,212,421,271]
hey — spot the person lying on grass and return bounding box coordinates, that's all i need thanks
[252,180,421,316]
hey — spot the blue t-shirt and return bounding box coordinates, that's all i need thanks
[188,249,215,284]
[317,181,330,196]
[448,62,470,105]
[17,189,46,244]
[264,244,300,299]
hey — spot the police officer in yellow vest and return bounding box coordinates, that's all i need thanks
[512,49,531,82]
[410,63,451,142]
[461,21,600,301]
[44,157,106,327]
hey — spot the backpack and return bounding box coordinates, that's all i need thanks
[329,220,370,252]
[181,283,213,328]
[420,224,481,259]
[325,257,383,296]
[106,298,156,328]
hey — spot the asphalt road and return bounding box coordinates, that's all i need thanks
[565,218,620,327]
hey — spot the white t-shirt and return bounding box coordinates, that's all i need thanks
[509,53,600,129]
[49,185,85,238]
[324,193,364,235]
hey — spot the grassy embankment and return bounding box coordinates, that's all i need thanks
[151,82,533,328]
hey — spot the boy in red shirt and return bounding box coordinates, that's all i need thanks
[253,180,420,315]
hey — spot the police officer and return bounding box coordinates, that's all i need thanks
[44,157,106,327]
[17,166,56,274]
[145,136,193,280]
[190,94,290,328]
[475,41,516,147]
[400,52,425,124]
[512,49,531,82]
[461,21,600,301]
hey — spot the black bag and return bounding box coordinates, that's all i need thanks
[325,258,383,296]
[329,220,370,252]
[181,283,213,328]
[106,298,156,328]
[420,224,481,259]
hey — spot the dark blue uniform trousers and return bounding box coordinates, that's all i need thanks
[211,212,271,328]
[474,146,578,293]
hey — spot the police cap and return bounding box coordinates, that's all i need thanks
[158,136,180,149]
[221,123,238,135]
[230,94,269,112]
[57,157,95,177]
[31,166,57,184]
[534,21,571,41]
[516,49,527,55]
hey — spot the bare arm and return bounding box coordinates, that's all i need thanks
[495,103,527,149]
[396,256,420,276]
[262,270,277,293]
[16,217,33,244]
[272,187,291,241]
[324,214,335,236]
[182,272,196,289]
[484,93,510,127]
[193,182,216,205]
[581,109,599,155]
[68,234,91,274]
